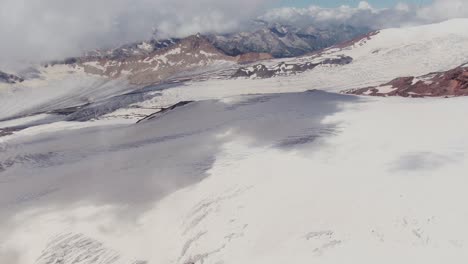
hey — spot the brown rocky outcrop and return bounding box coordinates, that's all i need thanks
[43,35,274,86]
[236,53,274,64]
[233,55,353,79]
[343,65,468,97]
[79,35,239,85]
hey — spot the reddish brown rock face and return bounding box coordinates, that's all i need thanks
[79,35,240,85]
[43,35,275,86]
[343,65,468,97]
[236,53,274,64]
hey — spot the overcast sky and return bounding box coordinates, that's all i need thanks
[263,0,468,28]
[1,0,468,70]
[279,0,433,8]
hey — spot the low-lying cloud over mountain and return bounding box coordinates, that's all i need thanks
[0,0,271,69]
[261,0,468,29]
[1,0,468,69]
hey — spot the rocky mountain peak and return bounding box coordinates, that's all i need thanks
[79,33,238,85]
[177,34,221,53]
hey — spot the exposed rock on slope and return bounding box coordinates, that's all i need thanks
[233,55,353,79]
[3,24,371,88]
[236,52,274,64]
[57,23,367,64]
[79,35,239,85]
[44,35,275,86]
[51,23,367,67]
[343,64,468,97]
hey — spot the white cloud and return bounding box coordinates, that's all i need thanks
[358,1,373,10]
[0,0,272,69]
[261,0,468,30]
[395,2,410,12]
[417,0,468,22]
[1,0,468,69]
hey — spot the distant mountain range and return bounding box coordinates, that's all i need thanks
[0,23,367,87]
[208,22,370,58]
[51,22,370,64]
[6,20,467,99]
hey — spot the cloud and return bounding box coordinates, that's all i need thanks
[260,0,468,29]
[1,0,468,69]
[417,0,468,22]
[0,0,272,69]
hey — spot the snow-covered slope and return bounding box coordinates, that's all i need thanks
[0,35,240,122]
[0,64,134,121]
[3,19,468,264]
[4,19,467,123]
[179,19,468,100]
[0,35,270,122]
[3,92,468,264]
